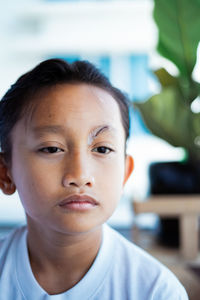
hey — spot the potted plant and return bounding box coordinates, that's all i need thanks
[135,0,200,246]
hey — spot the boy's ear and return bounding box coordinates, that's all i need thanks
[0,153,16,195]
[123,155,134,186]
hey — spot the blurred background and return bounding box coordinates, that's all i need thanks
[0,0,184,228]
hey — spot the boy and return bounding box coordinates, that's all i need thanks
[0,59,188,299]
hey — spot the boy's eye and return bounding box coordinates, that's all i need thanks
[92,146,113,154]
[39,147,64,153]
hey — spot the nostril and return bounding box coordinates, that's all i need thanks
[62,175,95,188]
[69,182,78,187]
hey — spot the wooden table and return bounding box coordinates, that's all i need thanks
[133,196,200,260]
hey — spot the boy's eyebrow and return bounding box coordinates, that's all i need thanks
[31,124,117,139]
[31,125,66,136]
[88,125,117,142]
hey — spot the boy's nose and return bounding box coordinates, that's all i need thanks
[62,174,95,188]
[62,154,95,188]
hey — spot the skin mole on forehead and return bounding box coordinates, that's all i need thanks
[48,113,54,119]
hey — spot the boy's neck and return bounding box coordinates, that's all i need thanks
[26,221,103,295]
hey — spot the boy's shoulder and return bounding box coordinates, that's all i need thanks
[102,224,188,299]
[0,225,27,258]
[104,224,176,278]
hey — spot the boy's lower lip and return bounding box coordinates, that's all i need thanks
[58,194,98,211]
[59,201,97,211]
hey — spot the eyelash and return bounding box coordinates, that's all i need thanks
[38,147,64,154]
[38,146,113,155]
[92,146,113,154]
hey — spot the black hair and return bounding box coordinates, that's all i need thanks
[0,58,130,163]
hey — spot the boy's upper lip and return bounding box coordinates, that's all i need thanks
[59,194,99,206]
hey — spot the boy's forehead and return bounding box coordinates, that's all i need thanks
[34,83,118,110]
[27,83,123,129]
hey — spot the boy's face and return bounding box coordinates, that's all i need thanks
[5,84,133,236]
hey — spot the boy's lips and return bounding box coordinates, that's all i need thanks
[58,194,99,211]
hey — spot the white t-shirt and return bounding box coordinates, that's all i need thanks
[0,224,188,300]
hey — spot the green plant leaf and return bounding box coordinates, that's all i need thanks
[135,87,200,160]
[154,68,200,104]
[154,0,200,79]
[154,68,178,88]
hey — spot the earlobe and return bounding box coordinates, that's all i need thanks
[123,155,134,186]
[0,153,16,195]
